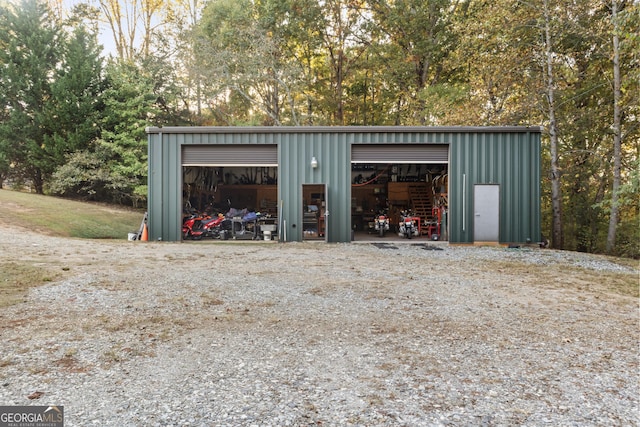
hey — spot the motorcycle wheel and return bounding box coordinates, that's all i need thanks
[379,227,384,238]
[407,230,412,239]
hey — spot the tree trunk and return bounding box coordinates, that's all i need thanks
[606,0,622,254]
[33,169,44,194]
[335,48,344,125]
[544,0,563,249]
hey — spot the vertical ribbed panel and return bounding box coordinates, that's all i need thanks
[449,131,541,243]
[147,127,540,243]
[279,131,352,242]
[148,132,184,242]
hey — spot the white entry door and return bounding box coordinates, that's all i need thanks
[474,184,500,242]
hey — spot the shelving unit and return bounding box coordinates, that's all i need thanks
[302,184,325,240]
[303,211,319,238]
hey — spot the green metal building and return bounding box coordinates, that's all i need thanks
[146,126,542,244]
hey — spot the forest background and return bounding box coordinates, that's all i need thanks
[0,0,638,257]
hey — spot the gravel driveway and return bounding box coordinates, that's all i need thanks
[0,228,638,426]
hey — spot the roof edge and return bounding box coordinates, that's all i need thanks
[145,125,542,135]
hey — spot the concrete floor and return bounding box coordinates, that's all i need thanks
[352,231,444,241]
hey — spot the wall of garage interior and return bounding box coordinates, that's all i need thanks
[146,126,541,244]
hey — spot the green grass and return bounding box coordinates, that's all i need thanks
[0,190,145,307]
[0,262,59,308]
[0,189,144,239]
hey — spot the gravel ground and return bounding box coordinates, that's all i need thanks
[0,228,638,426]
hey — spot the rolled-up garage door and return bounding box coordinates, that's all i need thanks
[182,145,278,166]
[352,144,448,163]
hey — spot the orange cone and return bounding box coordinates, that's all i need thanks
[141,223,148,241]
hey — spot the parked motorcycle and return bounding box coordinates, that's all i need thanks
[398,210,419,239]
[182,212,210,240]
[200,213,226,238]
[374,210,390,237]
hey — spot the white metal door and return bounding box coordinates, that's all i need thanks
[474,185,500,242]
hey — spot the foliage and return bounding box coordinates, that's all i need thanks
[194,0,306,125]
[0,0,63,194]
[46,24,105,168]
[65,61,157,207]
[366,0,462,125]
[1,0,638,256]
[596,158,640,258]
[49,143,129,203]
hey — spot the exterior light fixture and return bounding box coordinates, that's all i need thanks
[310,156,318,169]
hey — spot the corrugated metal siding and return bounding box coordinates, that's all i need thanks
[352,144,449,163]
[146,127,541,244]
[182,145,277,166]
[148,132,183,242]
[449,131,541,244]
[279,132,352,242]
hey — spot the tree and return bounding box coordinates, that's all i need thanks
[256,0,326,125]
[0,0,109,194]
[0,0,62,193]
[315,0,370,125]
[448,0,539,126]
[541,0,563,249]
[195,0,304,125]
[96,61,156,205]
[50,56,185,206]
[95,0,168,60]
[52,61,154,205]
[606,0,639,255]
[0,18,9,188]
[46,24,105,166]
[367,0,463,125]
[606,0,622,253]
[171,0,205,120]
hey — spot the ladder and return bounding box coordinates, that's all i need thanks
[135,212,148,240]
[407,183,432,234]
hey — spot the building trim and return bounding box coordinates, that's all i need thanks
[146,126,541,135]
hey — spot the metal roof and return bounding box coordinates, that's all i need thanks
[146,126,542,134]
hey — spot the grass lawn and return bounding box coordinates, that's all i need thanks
[0,189,144,239]
[0,190,146,307]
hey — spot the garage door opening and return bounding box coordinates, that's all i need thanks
[351,144,449,241]
[182,166,279,240]
[181,144,279,241]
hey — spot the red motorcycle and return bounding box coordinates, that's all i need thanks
[200,213,226,238]
[183,212,230,240]
[182,212,210,240]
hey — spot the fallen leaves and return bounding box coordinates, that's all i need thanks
[27,390,44,399]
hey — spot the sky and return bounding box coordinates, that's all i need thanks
[58,0,129,58]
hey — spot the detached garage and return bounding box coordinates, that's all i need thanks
[146,126,542,244]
